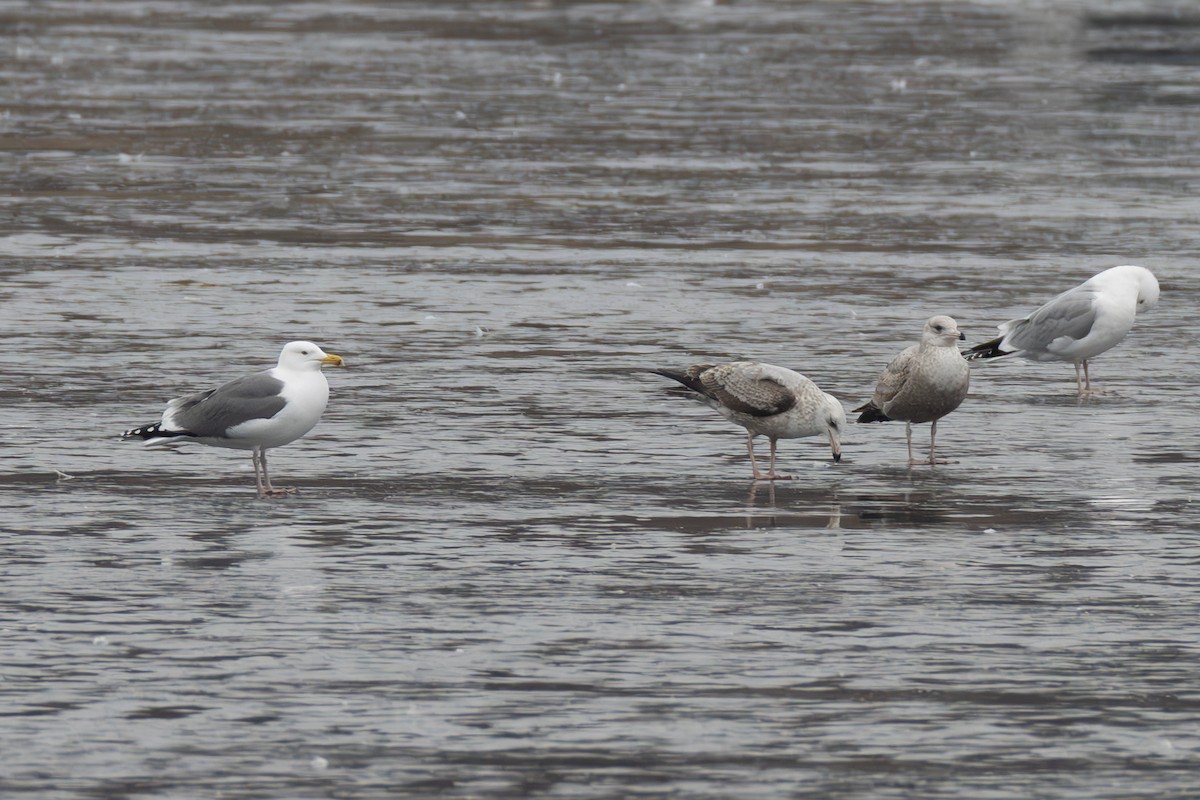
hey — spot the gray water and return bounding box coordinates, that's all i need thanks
[3,2,1200,798]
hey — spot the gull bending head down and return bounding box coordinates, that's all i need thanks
[653,361,845,481]
[963,265,1159,397]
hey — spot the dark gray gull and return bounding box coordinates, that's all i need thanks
[653,361,845,481]
[122,341,345,498]
[855,316,969,466]
[964,265,1159,397]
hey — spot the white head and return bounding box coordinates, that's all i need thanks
[921,315,965,348]
[1093,265,1160,314]
[277,341,345,371]
[823,394,846,463]
[1126,266,1160,314]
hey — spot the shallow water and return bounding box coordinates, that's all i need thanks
[3,2,1200,798]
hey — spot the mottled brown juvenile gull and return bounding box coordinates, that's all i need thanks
[855,316,969,466]
[122,341,345,498]
[653,361,845,481]
[963,265,1159,397]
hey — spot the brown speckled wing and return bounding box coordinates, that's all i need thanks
[700,363,797,417]
[872,345,916,407]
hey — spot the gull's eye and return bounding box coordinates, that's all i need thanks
[301,350,310,355]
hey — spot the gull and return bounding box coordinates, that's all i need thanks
[122,341,345,498]
[855,316,970,466]
[653,361,845,480]
[963,265,1159,396]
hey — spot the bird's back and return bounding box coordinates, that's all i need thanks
[656,361,837,440]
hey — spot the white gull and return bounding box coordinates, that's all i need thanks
[964,265,1159,396]
[122,341,345,498]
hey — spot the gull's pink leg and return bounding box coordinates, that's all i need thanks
[746,432,784,481]
[928,419,955,464]
[908,420,953,466]
[746,431,766,480]
[252,448,266,497]
[1078,359,1113,398]
[766,437,793,481]
[257,448,295,498]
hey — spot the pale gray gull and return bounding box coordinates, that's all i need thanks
[653,361,845,481]
[122,341,345,498]
[855,315,970,466]
[963,265,1159,396]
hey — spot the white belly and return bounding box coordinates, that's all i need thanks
[220,371,330,450]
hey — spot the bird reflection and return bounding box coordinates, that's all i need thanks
[744,479,777,527]
[746,479,777,506]
[825,502,842,530]
[744,482,844,530]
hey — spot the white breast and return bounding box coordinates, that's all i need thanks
[225,369,330,449]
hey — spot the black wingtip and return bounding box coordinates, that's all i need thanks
[652,368,707,395]
[121,423,194,442]
[854,403,892,424]
[651,367,686,382]
[963,336,1010,361]
[121,422,161,441]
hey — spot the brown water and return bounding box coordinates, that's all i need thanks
[4,2,1200,798]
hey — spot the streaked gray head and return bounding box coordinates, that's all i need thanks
[277,341,345,371]
[922,315,963,347]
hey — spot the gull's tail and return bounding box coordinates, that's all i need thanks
[121,422,195,447]
[963,336,1012,361]
[853,401,892,424]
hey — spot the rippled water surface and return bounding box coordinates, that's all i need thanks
[4,2,1200,798]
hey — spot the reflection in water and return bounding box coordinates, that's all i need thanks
[746,479,777,510]
[743,482,844,530]
[825,502,842,531]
